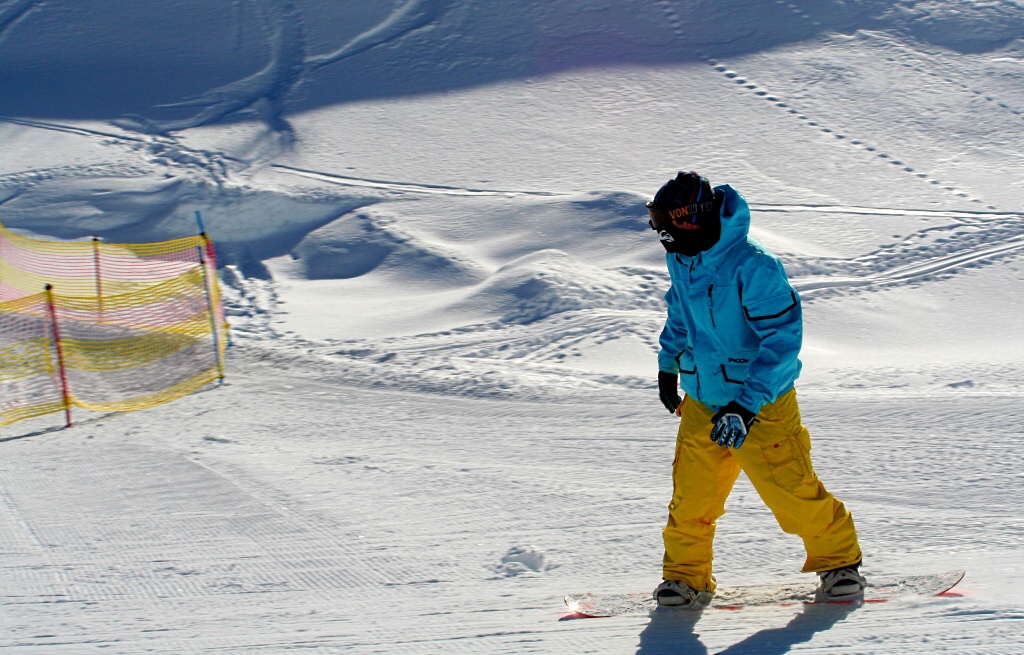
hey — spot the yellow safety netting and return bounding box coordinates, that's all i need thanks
[0,221,206,300]
[0,221,227,427]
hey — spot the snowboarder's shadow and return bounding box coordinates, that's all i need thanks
[636,607,706,655]
[636,601,860,655]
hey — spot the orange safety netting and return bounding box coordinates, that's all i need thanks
[0,221,227,427]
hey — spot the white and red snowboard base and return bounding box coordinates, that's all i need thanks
[565,570,965,617]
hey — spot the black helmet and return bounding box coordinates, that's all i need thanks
[647,171,722,256]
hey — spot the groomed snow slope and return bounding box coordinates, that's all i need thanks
[2,351,1022,653]
[1,1,1023,653]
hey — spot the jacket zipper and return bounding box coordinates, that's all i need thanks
[707,284,716,328]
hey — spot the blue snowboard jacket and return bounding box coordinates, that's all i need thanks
[657,185,802,415]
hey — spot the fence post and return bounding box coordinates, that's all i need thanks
[44,284,73,428]
[194,211,231,349]
[92,236,104,320]
[0,228,5,303]
[196,240,225,385]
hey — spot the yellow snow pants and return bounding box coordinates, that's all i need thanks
[662,388,861,593]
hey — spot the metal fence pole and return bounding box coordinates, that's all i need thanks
[196,241,225,385]
[44,284,73,428]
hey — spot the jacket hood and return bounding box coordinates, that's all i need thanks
[681,184,750,268]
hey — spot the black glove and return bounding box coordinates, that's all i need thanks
[658,371,682,414]
[709,401,757,449]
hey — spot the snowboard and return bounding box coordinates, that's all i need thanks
[564,569,965,617]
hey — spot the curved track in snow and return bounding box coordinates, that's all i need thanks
[795,234,1024,296]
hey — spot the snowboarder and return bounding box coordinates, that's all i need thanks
[648,171,865,608]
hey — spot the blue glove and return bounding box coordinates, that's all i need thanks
[710,401,757,449]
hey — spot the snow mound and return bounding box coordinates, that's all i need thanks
[0,162,375,264]
[290,206,484,286]
[455,249,632,325]
[400,191,658,269]
[884,1,1024,53]
[494,545,554,577]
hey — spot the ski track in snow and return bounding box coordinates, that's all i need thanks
[0,0,41,40]
[0,115,148,143]
[270,163,561,198]
[0,115,239,186]
[794,231,1024,296]
[861,30,1024,122]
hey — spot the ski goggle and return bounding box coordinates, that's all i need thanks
[647,200,716,231]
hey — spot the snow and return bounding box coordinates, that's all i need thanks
[1,0,1023,652]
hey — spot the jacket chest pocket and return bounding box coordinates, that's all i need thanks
[705,283,744,335]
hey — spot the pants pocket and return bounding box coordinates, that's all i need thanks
[761,435,814,490]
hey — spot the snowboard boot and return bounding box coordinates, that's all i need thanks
[817,563,866,600]
[653,580,714,609]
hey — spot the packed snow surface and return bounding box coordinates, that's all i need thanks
[1,1,1022,653]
